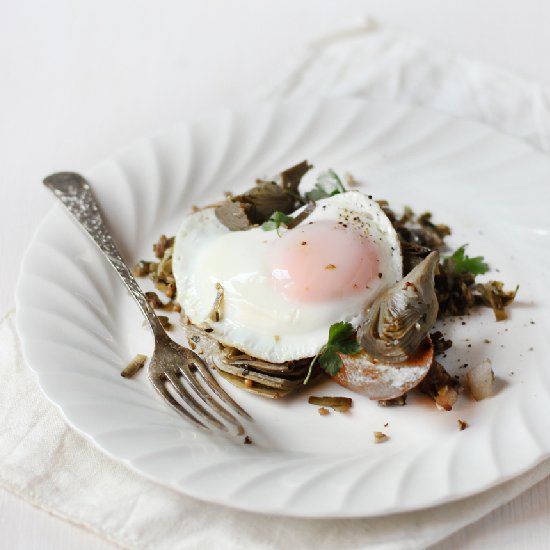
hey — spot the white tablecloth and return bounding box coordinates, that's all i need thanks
[2,2,550,549]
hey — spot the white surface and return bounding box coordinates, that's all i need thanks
[2,0,550,548]
[15,97,550,519]
[3,306,550,550]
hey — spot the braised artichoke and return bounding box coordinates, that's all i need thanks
[358,251,439,363]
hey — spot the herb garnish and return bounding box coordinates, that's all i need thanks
[444,245,489,275]
[261,211,294,235]
[304,322,361,384]
[305,170,346,201]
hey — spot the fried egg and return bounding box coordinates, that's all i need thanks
[173,190,402,363]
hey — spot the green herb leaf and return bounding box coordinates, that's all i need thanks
[305,169,346,201]
[445,245,489,275]
[326,320,352,345]
[326,321,362,358]
[303,321,361,383]
[337,338,363,356]
[261,211,294,233]
[318,346,342,376]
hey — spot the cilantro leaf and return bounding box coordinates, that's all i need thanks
[305,169,346,202]
[337,337,362,356]
[318,347,342,376]
[327,321,361,357]
[445,245,489,275]
[304,322,361,383]
[261,211,294,234]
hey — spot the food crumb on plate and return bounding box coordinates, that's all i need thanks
[457,419,469,431]
[121,354,147,378]
[308,396,352,412]
[374,431,389,444]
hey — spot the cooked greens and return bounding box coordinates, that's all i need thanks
[132,235,180,312]
[131,260,158,278]
[235,180,297,222]
[472,281,518,321]
[280,160,312,197]
[214,161,312,231]
[418,360,460,411]
[379,202,450,251]
[430,331,453,356]
[152,234,174,259]
[379,200,516,322]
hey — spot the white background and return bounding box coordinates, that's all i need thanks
[1,1,549,548]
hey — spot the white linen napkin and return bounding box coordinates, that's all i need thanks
[3,20,550,550]
[268,18,550,153]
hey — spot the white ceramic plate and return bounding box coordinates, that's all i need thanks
[16,99,550,518]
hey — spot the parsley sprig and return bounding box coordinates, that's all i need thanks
[444,245,489,276]
[304,322,361,384]
[305,170,346,201]
[261,211,294,235]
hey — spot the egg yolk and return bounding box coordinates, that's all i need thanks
[269,220,380,303]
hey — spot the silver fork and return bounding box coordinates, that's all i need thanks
[44,172,251,436]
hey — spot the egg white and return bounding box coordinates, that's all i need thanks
[173,191,402,363]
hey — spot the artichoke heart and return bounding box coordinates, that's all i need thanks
[359,251,439,363]
[180,320,311,398]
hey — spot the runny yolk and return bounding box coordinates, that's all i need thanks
[269,220,380,303]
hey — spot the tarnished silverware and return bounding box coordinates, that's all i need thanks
[44,172,251,435]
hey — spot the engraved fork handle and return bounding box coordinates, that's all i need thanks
[44,172,166,340]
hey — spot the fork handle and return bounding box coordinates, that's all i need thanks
[44,172,167,340]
